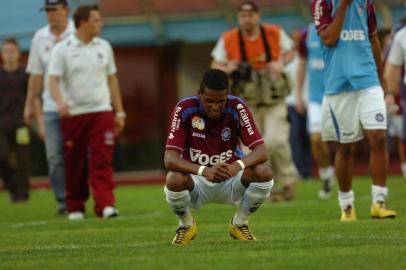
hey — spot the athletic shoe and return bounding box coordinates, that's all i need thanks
[340,205,356,222]
[319,177,335,199]
[102,206,119,219]
[370,201,396,219]
[68,211,84,220]
[171,222,197,245]
[229,220,257,241]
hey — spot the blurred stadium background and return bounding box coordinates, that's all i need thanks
[0,0,405,182]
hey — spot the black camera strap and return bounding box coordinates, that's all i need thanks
[238,25,272,63]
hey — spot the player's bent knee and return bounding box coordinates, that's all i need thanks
[252,164,273,183]
[165,171,190,192]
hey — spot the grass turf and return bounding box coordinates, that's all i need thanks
[0,176,405,270]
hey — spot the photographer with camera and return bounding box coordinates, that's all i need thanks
[211,1,299,201]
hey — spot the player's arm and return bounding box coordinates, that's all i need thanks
[210,36,239,74]
[315,0,352,47]
[370,35,386,91]
[384,62,402,96]
[108,74,126,136]
[164,150,231,182]
[24,74,43,125]
[49,75,69,117]
[295,29,308,115]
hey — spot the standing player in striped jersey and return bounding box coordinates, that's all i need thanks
[295,23,335,198]
[164,69,274,245]
[311,0,396,221]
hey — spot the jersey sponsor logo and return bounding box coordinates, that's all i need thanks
[340,30,366,41]
[168,133,174,139]
[192,116,205,130]
[190,147,233,166]
[221,127,231,141]
[192,132,206,139]
[313,0,323,26]
[236,104,254,136]
[170,106,182,133]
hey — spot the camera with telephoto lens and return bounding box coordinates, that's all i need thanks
[231,61,252,81]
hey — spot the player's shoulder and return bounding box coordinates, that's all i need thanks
[93,37,112,47]
[31,25,49,42]
[393,25,406,40]
[262,23,280,32]
[176,95,199,107]
[223,27,239,40]
[227,95,248,109]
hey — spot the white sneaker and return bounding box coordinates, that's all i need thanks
[68,211,84,220]
[102,206,119,219]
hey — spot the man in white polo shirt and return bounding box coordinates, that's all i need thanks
[24,0,75,214]
[48,5,126,220]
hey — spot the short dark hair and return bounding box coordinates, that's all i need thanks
[1,37,20,50]
[73,5,99,29]
[238,1,259,12]
[199,69,229,93]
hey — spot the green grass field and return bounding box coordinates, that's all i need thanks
[1,176,406,270]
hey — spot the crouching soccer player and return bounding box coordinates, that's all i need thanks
[164,69,274,245]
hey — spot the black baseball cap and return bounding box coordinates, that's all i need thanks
[238,1,259,12]
[40,0,68,11]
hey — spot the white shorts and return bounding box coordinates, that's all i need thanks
[321,86,387,143]
[388,115,403,138]
[308,102,322,134]
[189,171,246,209]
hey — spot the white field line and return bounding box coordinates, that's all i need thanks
[4,210,163,229]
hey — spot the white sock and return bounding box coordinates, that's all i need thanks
[319,166,334,181]
[233,180,274,225]
[338,190,354,210]
[164,187,194,226]
[401,163,406,177]
[371,185,388,204]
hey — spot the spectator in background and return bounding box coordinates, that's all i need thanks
[295,23,335,198]
[211,1,299,201]
[48,5,126,220]
[0,38,30,202]
[24,0,75,214]
[284,28,312,180]
[385,20,406,182]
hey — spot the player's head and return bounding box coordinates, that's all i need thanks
[198,69,229,119]
[74,5,103,37]
[41,0,69,29]
[1,38,21,65]
[237,1,261,33]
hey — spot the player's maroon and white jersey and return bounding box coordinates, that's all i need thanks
[165,95,264,166]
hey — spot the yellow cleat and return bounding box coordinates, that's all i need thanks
[229,221,257,241]
[171,222,197,246]
[370,201,396,219]
[340,205,357,222]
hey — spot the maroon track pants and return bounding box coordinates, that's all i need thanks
[61,111,115,216]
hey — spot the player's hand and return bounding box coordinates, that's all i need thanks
[385,93,398,114]
[23,102,35,125]
[37,117,45,140]
[225,162,242,178]
[267,61,283,79]
[295,95,306,116]
[56,101,70,117]
[114,117,125,136]
[226,61,240,74]
[203,164,232,183]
